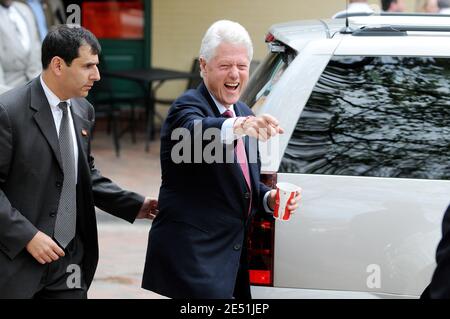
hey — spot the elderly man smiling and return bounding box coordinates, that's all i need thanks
[141,20,301,299]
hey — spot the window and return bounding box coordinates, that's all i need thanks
[241,48,295,114]
[280,56,450,180]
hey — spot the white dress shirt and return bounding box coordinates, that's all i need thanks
[40,76,79,179]
[207,92,242,145]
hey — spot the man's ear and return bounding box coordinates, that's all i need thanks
[199,57,207,76]
[50,56,64,76]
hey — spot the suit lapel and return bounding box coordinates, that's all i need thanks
[30,78,63,172]
[199,83,222,117]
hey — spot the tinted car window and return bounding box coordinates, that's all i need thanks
[280,56,450,180]
[242,49,294,114]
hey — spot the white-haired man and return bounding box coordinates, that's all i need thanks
[141,20,300,299]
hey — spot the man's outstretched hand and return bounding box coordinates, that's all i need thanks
[233,114,284,141]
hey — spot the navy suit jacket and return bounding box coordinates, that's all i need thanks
[142,82,271,298]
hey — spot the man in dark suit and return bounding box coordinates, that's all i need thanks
[141,20,301,299]
[0,25,157,299]
[421,203,450,298]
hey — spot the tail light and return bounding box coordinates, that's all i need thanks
[265,32,286,53]
[248,172,277,286]
[265,32,275,43]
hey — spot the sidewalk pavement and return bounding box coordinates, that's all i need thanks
[88,131,167,299]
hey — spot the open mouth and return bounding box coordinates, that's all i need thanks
[224,83,239,91]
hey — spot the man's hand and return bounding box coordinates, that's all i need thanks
[136,197,159,220]
[26,231,65,264]
[267,189,302,214]
[234,114,284,141]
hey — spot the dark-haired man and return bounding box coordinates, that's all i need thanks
[0,25,157,299]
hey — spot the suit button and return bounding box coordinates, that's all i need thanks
[56,181,62,188]
[49,211,57,217]
[233,244,241,251]
[244,192,250,199]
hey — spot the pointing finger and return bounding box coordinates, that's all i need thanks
[261,114,279,126]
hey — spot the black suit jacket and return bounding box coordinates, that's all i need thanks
[421,204,450,299]
[141,82,271,299]
[0,77,144,298]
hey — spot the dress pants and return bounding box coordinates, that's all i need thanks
[233,241,252,300]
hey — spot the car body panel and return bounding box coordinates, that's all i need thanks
[268,19,343,52]
[335,36,450,57]
[268,16,450,53]
[251,286,416,299]
[273,173,449,297]
[349,16,450,28]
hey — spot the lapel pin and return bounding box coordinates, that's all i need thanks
[81,129,88,137]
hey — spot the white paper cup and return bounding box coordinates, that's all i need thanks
[274,182,301,221]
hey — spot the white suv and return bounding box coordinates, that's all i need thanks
[244,15,450,298]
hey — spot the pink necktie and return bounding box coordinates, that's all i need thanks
[222,109,252,193]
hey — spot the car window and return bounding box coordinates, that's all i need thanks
[241,49,294,114]
[280,56,450,180]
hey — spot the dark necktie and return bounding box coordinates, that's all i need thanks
[54,102,77,248]
[222,109,252,216]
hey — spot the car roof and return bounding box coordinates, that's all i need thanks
[269,15,450,52]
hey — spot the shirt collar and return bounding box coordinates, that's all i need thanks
[40,75,71,109]
[208,90,235,116]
